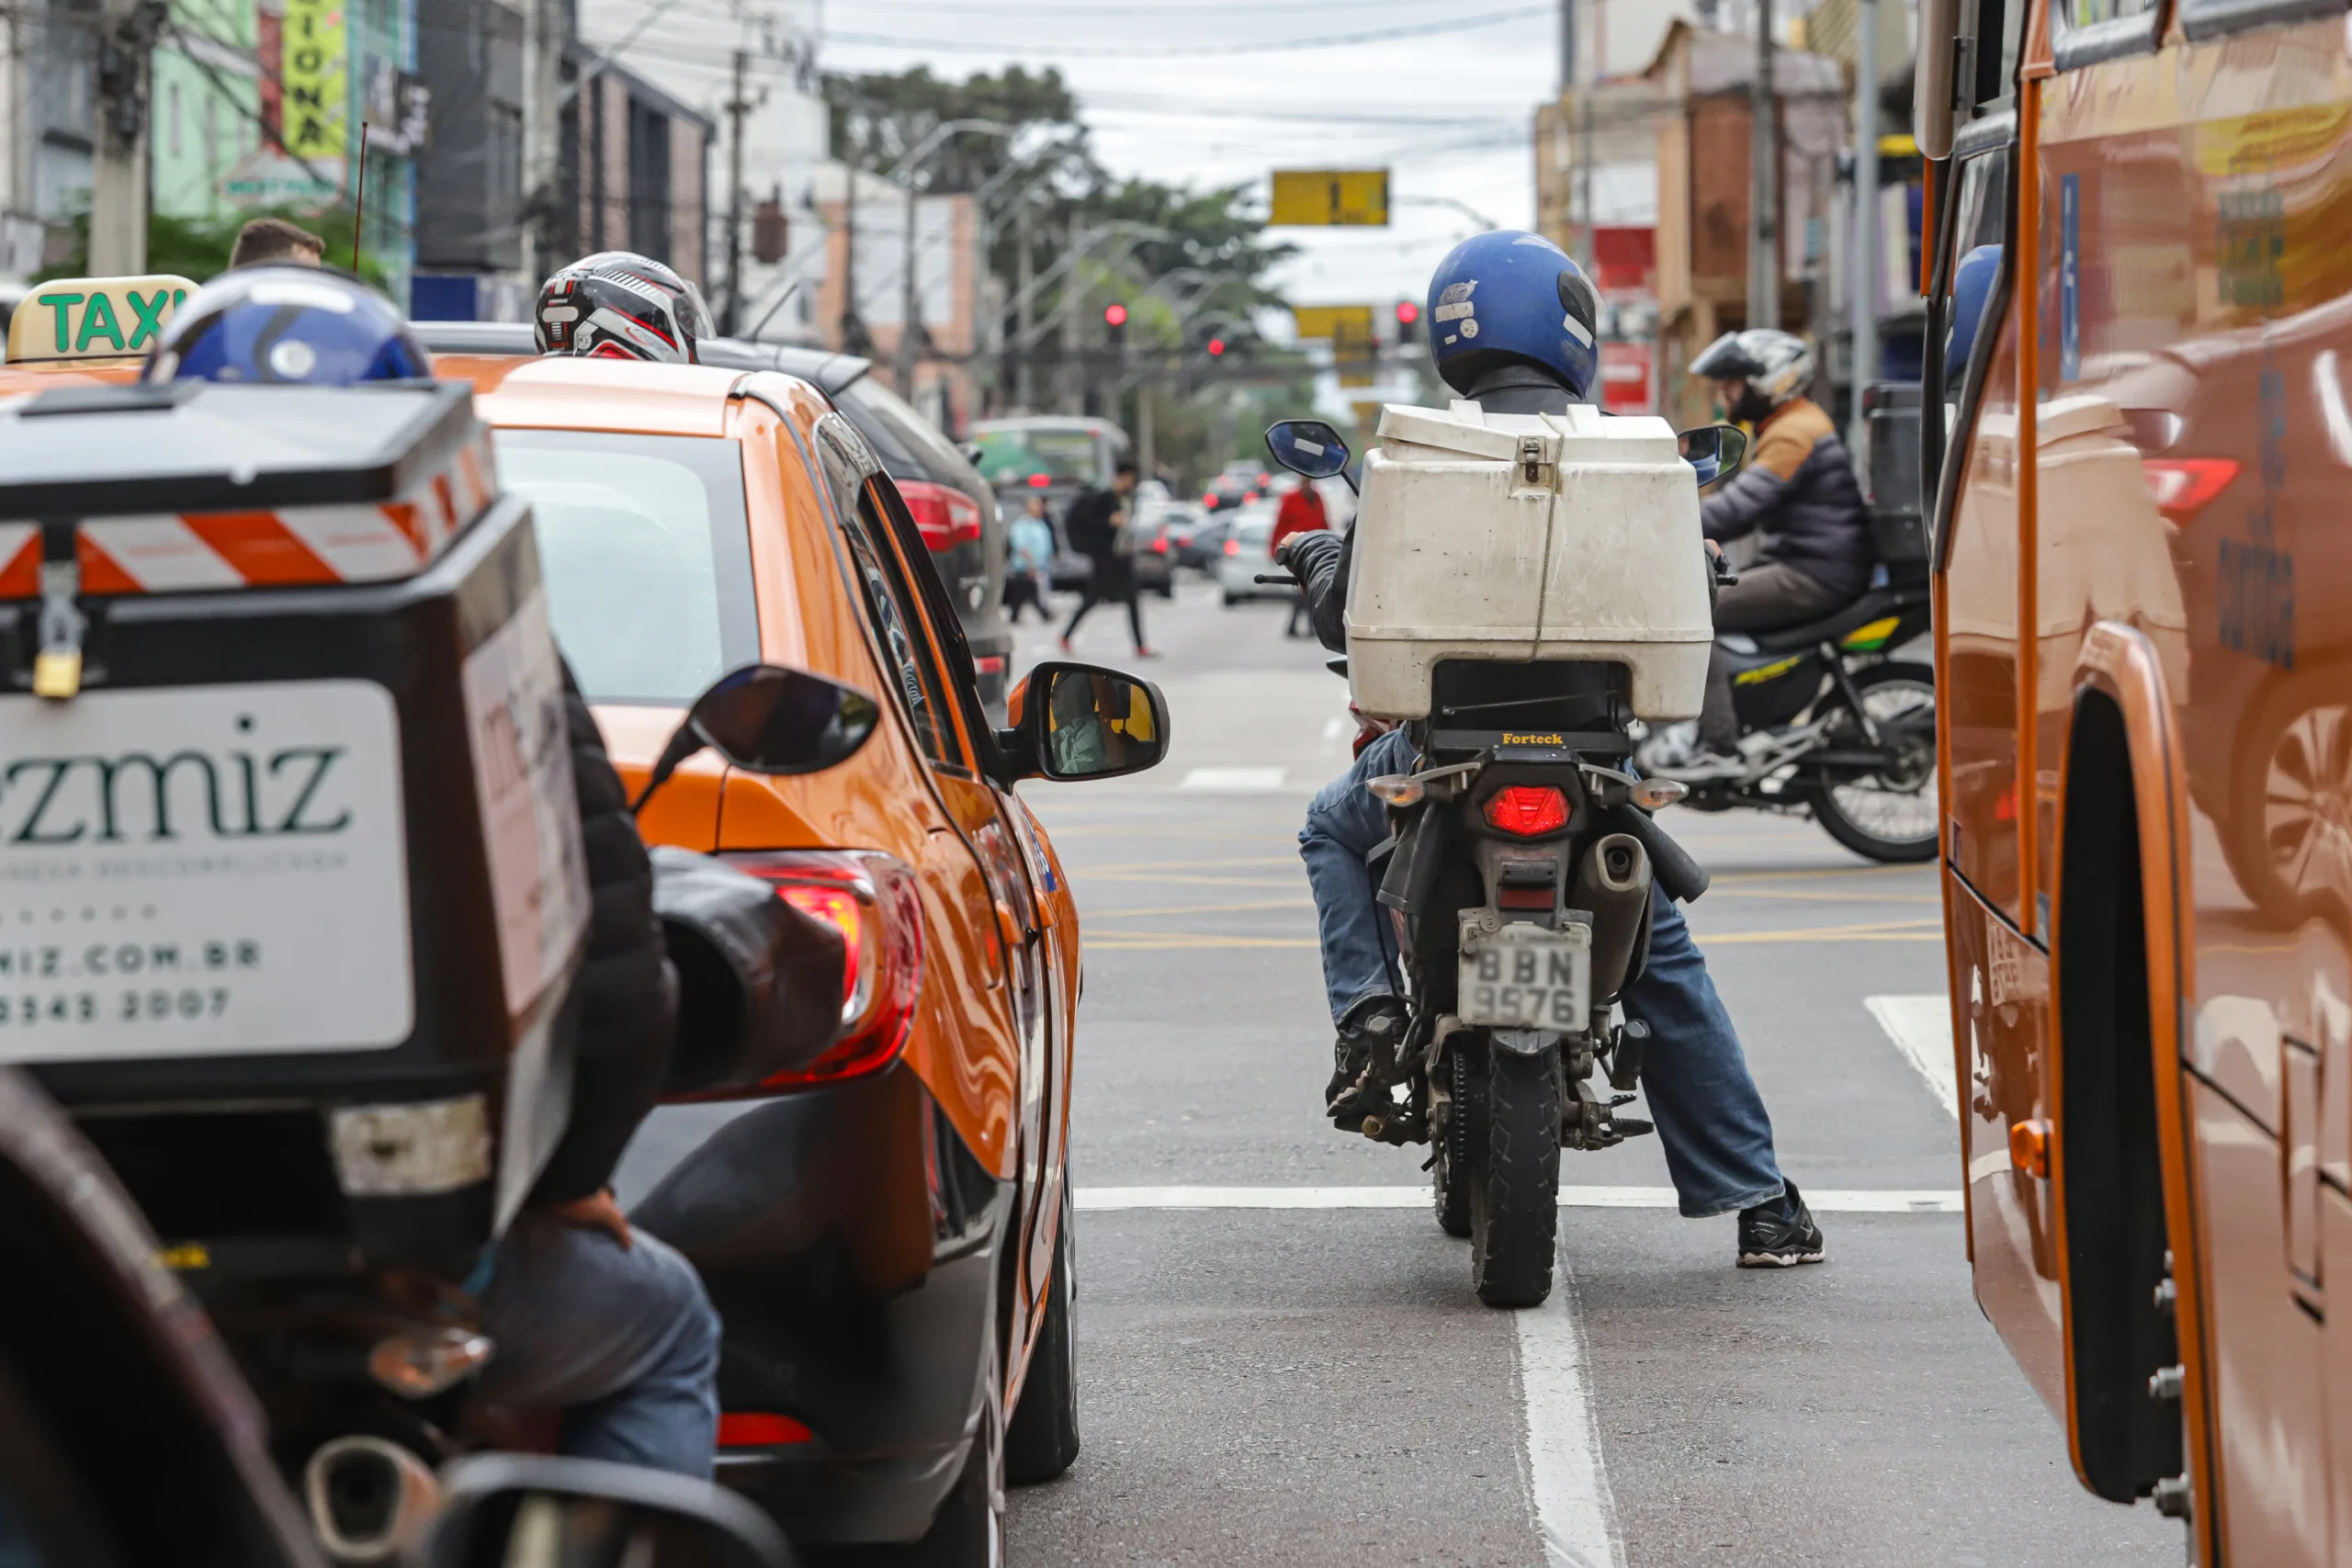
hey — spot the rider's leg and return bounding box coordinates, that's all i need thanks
[1697,563,1852,751]
[1299,728,1411,1023]
[475,1213,723,1477]
[1619,894,1788,1218]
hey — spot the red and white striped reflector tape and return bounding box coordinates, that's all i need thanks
[0,432,498,598]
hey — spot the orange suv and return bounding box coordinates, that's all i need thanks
[436,351,1165,1556]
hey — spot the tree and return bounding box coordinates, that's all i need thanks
[825,65,1085,192]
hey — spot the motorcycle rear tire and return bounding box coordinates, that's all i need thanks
[1469,1043,1561,1308]
[1433,1043,1479,1238]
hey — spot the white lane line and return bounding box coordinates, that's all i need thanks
[1518,1267,1626,1568]
[1865,994,1959,1118]
[1077,1185,1961,1213]
[1179,765,1289,792]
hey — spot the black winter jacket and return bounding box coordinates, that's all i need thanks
[1697,397,1872,601]
[527,664,679,1206]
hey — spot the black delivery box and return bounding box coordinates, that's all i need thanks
[0,380,587,1277]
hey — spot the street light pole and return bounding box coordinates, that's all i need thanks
[721,48,752,335]
[1749,0,1781,330]
[1850,0,1881,442]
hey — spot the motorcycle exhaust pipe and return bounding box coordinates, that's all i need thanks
[301,1435,442,1565]
[1573,832,1653,1002]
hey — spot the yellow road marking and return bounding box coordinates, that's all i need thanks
[1696,918,1943,943]
[1082,873,1302,888]
[1085,934,1321,950]
[1071,855,1299,872]
[1706,886,1939,905]
[1080,897,1316,919]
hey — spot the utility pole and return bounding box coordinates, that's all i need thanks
[894,172,923,398]
[1748,0,1781,330]
[91,0,164,276]
[520,0,565,286]
[840,166,870,355]
[1849,0,1881,441]
[721,49,751,335]
[1013,195,1035,412]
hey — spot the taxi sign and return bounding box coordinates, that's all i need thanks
[6,275,197,365]
[1271,169,1390,227]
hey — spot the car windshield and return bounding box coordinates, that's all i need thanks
[972,427,1103,485]
[494,430,762,705]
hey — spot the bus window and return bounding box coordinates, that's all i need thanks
[2051,0,2160,69]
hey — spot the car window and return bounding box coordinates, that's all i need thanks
[813,414,963,767]
[495,430,760,705]
[847,378,987,495]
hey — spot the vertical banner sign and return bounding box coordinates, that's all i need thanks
[2059,173,2080,384]
[282,0,347,164]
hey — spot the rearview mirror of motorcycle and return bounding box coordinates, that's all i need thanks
[635,664,883,813]
[1677,423,1749,489]
[997,660,1172,783]
[426,1452,794,1568]
[1265,419,1351,482]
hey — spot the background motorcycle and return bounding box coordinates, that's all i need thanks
[1265,418,1735,1309]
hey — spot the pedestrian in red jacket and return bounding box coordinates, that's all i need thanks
[1272,481,1328,637]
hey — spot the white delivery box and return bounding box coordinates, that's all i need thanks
[1346,399,1714,721]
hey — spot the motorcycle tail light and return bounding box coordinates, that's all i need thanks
[1484,786,1569,837]
[899,479,983,550]
[719,850,925,1090]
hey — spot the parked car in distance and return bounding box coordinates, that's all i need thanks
[435,349,1169,1560]
[1216,502,1284,605]
[1159,502,1221,570]
[410,322,1015,716]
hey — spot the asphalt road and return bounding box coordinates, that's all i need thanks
[1002,580,2183,1567]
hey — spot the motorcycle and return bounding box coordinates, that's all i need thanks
[1635,565,1937,863]
[1262,413,1737,1308]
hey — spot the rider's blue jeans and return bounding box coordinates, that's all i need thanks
[1299,728,1787,1218]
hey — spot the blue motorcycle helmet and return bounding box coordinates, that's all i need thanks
[1943,243,2002,393]
[142,265,432,386]
[1425,230,1600,399]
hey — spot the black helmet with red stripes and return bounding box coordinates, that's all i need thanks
[534,251,715,365]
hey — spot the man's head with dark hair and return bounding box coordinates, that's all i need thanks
[1112,459,1139,495]
[228,218,324,270]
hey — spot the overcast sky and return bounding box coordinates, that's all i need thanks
[808,1,1597,310]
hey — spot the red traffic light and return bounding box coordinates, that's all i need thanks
[1103,302,1129,327]
[1396,300,1420,324]
[1206,336,1227,356]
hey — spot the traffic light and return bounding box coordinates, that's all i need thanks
[1395,299,1422,344]
[1102,300,1126,356]
[1206,335,1227,358]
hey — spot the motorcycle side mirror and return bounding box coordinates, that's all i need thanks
[1265,419,1351,481]
[992,660,1171,784]
[1677,423,1749,489]
[426,1452,792,1568]
[635,663,883,813]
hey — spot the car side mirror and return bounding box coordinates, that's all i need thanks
[636,664,882,813]
[1264,419,1351,481]
[993,660,1170,784]
[1677,423,1748,488]
[425,1453,795,1568]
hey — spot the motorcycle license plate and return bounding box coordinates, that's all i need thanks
[1457,919,1591,1032]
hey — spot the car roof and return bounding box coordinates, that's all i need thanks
[410,321,875,398]
[437,353,775,437]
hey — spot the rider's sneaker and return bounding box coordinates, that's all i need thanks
[1327,996,1407,1127]
[1736,1180,1826,1268]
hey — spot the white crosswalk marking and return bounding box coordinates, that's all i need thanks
[1179,765,1289,792]
[1865,994,1960,1118]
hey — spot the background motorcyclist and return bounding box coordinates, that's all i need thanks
[153,267,724,1474]
[1278,231,1824,1269]
[1666,328,1874,780]
[534,251,715,364]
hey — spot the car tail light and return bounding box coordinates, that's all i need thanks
[1244,490,1261,502]
[1202,493,1220,509]
[720,850,924,1089]
[1223,538,1240,556]
[1151,533,1168,554]
[2142,457,2238,523]
[1027,472,1051,488]
[975,654,1005,676]
[1484,786,1570,836]
[718,1414,813,1448]
[899,479,983,551]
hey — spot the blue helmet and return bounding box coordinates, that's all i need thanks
[142,266,432,386]
[1943,243,2002,391]
[1425,231,1600,399]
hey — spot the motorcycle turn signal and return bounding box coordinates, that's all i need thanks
[1365,773,1425,807]
[1629,778,1688,811]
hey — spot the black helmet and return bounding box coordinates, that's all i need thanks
[535,251,715,365]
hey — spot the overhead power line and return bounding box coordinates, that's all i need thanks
[820,5,1552,58]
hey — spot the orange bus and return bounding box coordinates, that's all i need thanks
[1919,0,2352,1559]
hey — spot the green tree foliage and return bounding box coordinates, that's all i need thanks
[826,65,1082,194]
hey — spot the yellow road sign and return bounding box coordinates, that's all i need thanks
[1272,169,1390,227]
[6,275,198,363]
[1293,304,1376,342]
